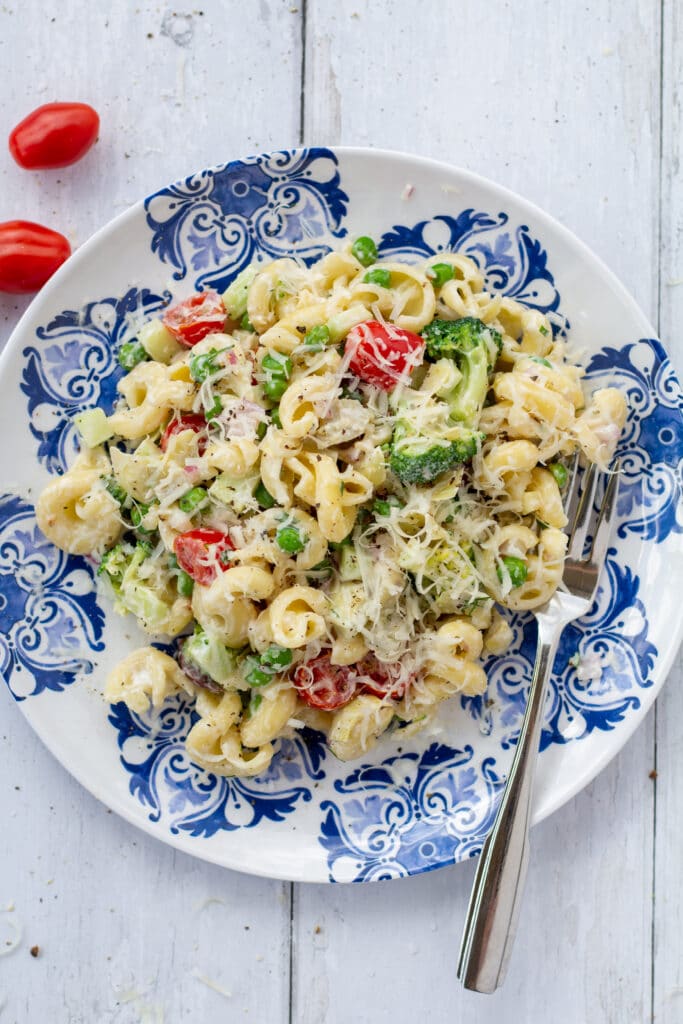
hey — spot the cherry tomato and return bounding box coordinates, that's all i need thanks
[356,654,411,701]
[9,102,100,170]
[162,290,227,347]
[0,220,71,294]
[345,320,425,390]
[173,528,234,586]
[160,414,208,454]
[293,652,358,711]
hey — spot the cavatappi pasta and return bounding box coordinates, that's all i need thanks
[36,239,627,775]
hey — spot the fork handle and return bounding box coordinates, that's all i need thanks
[457,611,562,993]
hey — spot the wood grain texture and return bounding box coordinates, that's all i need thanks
[653,2,683,1022]
[0,0,680,1021]
[0,2,301,1021]
[303,0,661,319]
[296,2,664,1021]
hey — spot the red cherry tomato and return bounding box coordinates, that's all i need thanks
[160,414,208,454]
[0,220,71,294]
[293,652,358,711]
[173,528,235,586]
[345,320,424,391]
[9,102,100,170]
[162,290,227,347]
[356,654,411,701]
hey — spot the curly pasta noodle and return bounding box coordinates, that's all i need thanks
[37,242,627,774]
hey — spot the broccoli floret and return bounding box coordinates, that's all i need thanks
[389,317,500,485]
[97,542,135,589]
[421,317,501,425]
[389,421,481,484]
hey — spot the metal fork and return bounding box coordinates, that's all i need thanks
[457,458,621,993]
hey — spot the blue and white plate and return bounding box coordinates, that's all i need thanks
[1,148,681,883]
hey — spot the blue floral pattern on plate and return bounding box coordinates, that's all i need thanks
[108,695,327,836]
[586,339,683,542]
[3,147,682,881]
[379,212,563,323]
[144,148,348,292]
[465,551,656,752]
[320,745,504,882]
[0,494,104,700]
[22,288,169,474]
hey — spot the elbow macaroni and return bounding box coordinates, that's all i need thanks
[37,243,627,774]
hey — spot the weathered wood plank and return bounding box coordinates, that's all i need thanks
[296,1,661,1020]
[0,1,301,1020]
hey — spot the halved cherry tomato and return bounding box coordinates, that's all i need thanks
[345,320,424,391]
[0,220,71,294]
[9,102,100,170]
[160,413,208,454]
[173,528,234,586]
[356,654,411,701]
[162,290,227,347]
[293,652,358,711]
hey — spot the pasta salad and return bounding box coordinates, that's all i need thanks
[36,238,627,776]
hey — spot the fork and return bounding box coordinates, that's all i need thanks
[457,458,621,993]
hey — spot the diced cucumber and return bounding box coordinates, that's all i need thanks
[209,471,259,514]
[182,630,243,685]
[327,304,370,343]
[139,318,182,363]
[338,544,362,582]
[222,264,258,319]
[118,547,172,632]
[74,408,113,448]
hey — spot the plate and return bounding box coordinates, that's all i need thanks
[1,147,681,883]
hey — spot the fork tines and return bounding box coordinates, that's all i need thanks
[566,459,621,567]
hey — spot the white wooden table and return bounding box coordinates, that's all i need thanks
[1,2,681,1021]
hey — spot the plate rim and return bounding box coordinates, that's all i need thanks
[2,144,680,882]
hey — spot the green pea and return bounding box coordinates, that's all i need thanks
[176,570,195,597]
[178,486,209,514]
[130,503,149,529]
[190,348,224,383]
[261,645,293,669]
[548,462,568,488]
[497,555,528,588]
[262,351,292,401]
[427,262,455,287]
[255,481,276,509]
[351,236,378,267]
[244,658,272,687]
[117,341,149,371]
[304,324,331,351]
[363,268,392,288]
[204,394,223,421]
[276,524,306,554]
[105,478,127,506]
